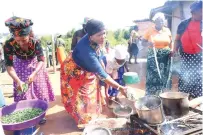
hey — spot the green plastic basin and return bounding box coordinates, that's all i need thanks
[123,72,140,84]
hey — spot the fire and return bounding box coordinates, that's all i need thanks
[134,129,149,134]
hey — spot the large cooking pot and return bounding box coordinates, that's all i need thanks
[134,95,165,125]
[159,91,189,117]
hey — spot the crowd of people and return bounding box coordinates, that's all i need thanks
[0,0,202,131]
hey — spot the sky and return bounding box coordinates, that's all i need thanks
[0,0,166,35]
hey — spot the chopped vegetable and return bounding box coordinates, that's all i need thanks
[1,108,43,124]
[17,83,29,95]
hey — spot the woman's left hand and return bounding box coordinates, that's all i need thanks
[28,71,37,84]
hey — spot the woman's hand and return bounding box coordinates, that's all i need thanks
[119,86,128,98]
[17,80,24,91]
[28,71,37,84]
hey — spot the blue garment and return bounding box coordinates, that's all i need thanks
[72,35,108,80]
[108,66,125,97]
[101,56,125,96]
[100,56,107,86]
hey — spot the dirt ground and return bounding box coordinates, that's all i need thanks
[0,60,178,135]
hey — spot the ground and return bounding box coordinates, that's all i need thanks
[0,60,178,135]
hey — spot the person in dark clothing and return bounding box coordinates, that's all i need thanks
[46,41,53,67]
[128,25,139,64]
[71,17,90,50]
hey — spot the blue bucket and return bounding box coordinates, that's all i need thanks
[14,126,36,135]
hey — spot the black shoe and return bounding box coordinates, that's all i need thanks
[39,118,46,125]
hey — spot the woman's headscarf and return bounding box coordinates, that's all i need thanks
[152,12,165,21]
[5,16,33,37]
[85,19,105,36]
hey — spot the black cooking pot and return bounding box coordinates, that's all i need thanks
[159,91,189,117]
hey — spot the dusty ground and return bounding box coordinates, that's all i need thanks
[0,59,178,135]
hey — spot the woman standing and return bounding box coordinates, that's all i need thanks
[142,12,172,95]
[174,1,202,98]
[3,16,55,123]
[61,19,127,128]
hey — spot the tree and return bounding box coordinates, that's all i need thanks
[40,35,52,47]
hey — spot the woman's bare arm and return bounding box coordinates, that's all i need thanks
[6,66,21,83]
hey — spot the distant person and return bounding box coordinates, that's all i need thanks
[71,17,91,50]
[128,25,139,64]
[174,1,202,98]
[46,41,53,67]
[54,34,65,65]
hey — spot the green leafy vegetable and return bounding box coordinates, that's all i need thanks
[1,108,43,124]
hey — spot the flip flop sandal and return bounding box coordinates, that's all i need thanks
[39,118,46,125]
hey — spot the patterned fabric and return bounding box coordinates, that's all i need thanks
[5,16,33,36]
[178,52,202,98]
[13,56,55,102]
[61,54,102,125]
[108,66,125,97]
[3,38,44,66]
[145,48,172,96]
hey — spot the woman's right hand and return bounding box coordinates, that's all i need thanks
[17,80,24,91]
[119,86,128,98]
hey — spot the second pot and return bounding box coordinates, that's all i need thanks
[134,95,165,125]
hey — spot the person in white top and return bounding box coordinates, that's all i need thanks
[102,45,129,107]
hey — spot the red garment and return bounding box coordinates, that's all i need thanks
[181,21,202,54]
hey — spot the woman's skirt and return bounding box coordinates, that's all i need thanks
[13,57,55,102]
[129,43,139,56]
[145,48,171,95]
[61,54,102,126]
[178,52,202,98]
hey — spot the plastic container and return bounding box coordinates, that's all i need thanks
[123,72,140,84]
[14,126,36,135]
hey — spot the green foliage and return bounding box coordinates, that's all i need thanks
[40,28,131,53]
[40,35,52,47]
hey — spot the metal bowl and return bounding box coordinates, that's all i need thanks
[113,105,133,118]
[83,126,112,135]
